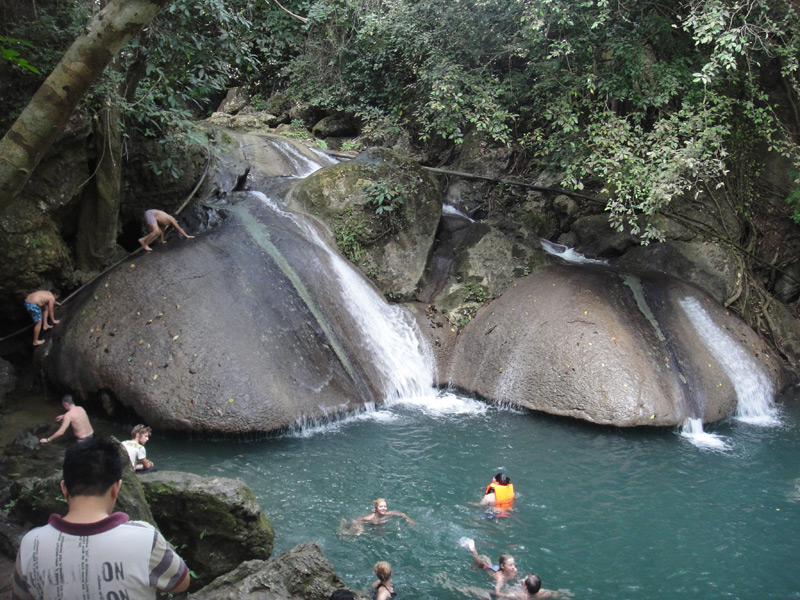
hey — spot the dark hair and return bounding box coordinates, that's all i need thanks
[329,591,356,600]
[523,574,542,594]
[61,394,75,406]
[63,438,123,497]
[495,472,511,485]
[131,424,152,439]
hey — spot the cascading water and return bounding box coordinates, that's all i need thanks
[238,134,435,405]
[259,192,435,401]
[539,237,608,265]
[679,296,778,426]
[679,417,730,450]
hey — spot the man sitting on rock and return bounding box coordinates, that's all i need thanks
[122,424,156,473]
[12,437,190,599]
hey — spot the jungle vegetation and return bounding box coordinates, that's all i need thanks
[2,0,800,239]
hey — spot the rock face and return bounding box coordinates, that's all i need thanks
[42,188,424,433]
[140,471,274,589]
[189,543,361,600]
[446,264,785,426]
[0,435,156,548]
[285,148,441,300]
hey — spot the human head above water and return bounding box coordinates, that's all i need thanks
[498,553,517,574]
[495,472,511,485]
[374,561,392,582]
[373,498,387,512]
[131,423,152,440]
[523,574,542,595]
[62,437,122,497]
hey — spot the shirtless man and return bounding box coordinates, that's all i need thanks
[39,395,94,445]
[24,290,60,346]
[138,209,194,252]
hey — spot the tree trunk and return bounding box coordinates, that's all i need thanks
[76,97,123,270]
[0,0,171,214]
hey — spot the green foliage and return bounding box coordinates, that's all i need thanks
[5,0,800,238]
[335,221,367,263]
[0,36,40,74]
[363,182,407,216]
[461,282,489,304]
[281,120,313,140]
[787,172,800,225]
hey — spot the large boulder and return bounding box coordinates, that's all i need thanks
[41,192,397,433]
[447,264,785,426]
[285,148,442,300]
[140,471,274,589]
[189,543,364,600]
[614,240,742,306]
[430,218,548,329]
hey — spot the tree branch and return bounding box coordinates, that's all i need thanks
[272,0,307,24]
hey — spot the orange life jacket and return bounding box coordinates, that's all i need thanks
[485,482,515,509]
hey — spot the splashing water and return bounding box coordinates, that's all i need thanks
[680,417,730,450]
[678,296,778,425]
[270,136,338,177]
[539,238,608,265]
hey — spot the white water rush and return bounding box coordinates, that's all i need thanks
[680,417,730,450]
[678,296,778,426]
[539,238,608,265]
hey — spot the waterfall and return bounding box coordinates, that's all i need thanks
[292,212,434,401]
[539,238,608,265]
[238,133,434,403]
[680,417,730,450]
[678,296,778,425]
[249,191,435,402]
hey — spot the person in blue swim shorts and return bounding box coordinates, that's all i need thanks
[24,290,60,346]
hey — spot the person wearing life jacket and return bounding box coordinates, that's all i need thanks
[482,472,515,510]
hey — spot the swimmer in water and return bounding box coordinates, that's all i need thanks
[371,561,396,600]
[342,498,415,535]
[466,538,518,598]
[519,574,569,599]
[470,472,515,517]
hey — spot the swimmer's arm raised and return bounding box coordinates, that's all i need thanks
[387,510,415,524]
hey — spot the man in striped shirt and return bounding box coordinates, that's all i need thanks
[12,437,190,599]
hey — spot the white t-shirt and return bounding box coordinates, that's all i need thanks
[12,512,188,600]
[122,439,147,468]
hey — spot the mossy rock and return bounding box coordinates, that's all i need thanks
[285,148,441,300]
[140,471,274,590]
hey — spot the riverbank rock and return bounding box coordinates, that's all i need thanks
[41,190,398,433]
[0,359,16,408]
[0,435,155,533]
[189,542,364,600]
[285,147,441,300]
[140,470,274,589]
[446,264,785,426]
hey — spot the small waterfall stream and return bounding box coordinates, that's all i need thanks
[679,296,779,426]
[255,191,434,400]
[239,135,434,405]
